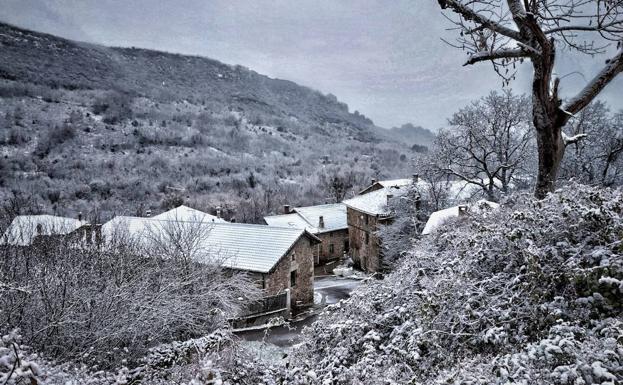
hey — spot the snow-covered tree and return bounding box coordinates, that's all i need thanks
[436,0,623,198]
[560,102,623,186]
[436,90,533,200]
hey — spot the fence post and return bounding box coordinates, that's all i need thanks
[285,288,291,316]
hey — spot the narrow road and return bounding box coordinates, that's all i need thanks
[235,276,362,348]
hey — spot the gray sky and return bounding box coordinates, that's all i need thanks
[2,0,622,129]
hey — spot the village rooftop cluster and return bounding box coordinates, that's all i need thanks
[1,175,498,323]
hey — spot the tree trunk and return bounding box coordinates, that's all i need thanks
[534,124,565,199]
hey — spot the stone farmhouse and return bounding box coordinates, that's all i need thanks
[264,203,349,267]
[344,176,423,273]
[100,214,320,310]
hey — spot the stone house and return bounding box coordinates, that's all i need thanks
[344,178,416,272]
[101,216,320,309]
[264,203,349,266]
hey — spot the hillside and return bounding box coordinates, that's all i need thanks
[387,123,436,148]
[0,22,420,223]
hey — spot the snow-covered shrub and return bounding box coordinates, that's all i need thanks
[0,330,43,385]
[0,236,259,368]
[290,183,623,384]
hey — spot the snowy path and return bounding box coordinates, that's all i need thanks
[235,276,361,349]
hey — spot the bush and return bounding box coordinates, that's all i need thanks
[0,226,260,368]
[290,183,623,384]
[92,91,133,124]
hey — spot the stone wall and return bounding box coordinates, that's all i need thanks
[316,229,349,265]
[258,235,315,309]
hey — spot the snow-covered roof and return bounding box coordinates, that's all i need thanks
[378,178,412,188]
[358,178,413,195]
[295,203,347,232]
[101,216,318,273]
[422,200,500,235]
[263,203,347,234]
[1,215,86,246]
[264,213,314,232]
[344,186,410,216]
[152,205,226,223]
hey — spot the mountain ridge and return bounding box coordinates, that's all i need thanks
[0,21,425,222]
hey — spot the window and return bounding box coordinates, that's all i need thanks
[329,244,334,254]
[291,252,296,261]
[364,215,369,225]
[290,270,297,287]
[365,232,369,245]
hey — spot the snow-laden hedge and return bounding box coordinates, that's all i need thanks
[289,183,623,384]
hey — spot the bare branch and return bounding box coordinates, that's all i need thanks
[440,0,525,41]
[565,48,623,114]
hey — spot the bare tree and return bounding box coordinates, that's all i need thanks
[436,0,623,198]
[435,91,533,200]
[412,154,452,210]
[0,215,259,367]
[560,102,623,186]
[319,169,357,203]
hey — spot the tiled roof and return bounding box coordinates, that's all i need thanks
[295,203,347,233]
[101,216,316,273]
[263,203,347,234]
[152,205,226,223]
[1,215,85,246]
[264,213,314,232]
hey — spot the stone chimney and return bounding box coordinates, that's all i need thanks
[318,215,325,229]
[458,205,468,216]
[284,205,291,214]
[412,173,419,183]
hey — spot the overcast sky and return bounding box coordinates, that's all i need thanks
[2,0,622,129]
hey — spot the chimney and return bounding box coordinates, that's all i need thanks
[78,212,83,222]
[371,178,377,185]
[283,205,291,214]
[230,217,236,223]
[216,206,222,218]
[412,173,419,183]
[145,209,152,217]
[458,205,468,216]
[318,215,325,229]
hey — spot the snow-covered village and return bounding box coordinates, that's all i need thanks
[1,1,623,384]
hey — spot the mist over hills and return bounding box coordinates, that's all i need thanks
[0,22,425,222]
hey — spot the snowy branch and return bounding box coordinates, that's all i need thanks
[463,48,531,66]
[562,132,588,146]
[564,48,623,115]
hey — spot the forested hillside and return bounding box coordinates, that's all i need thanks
[0,22,418,223]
